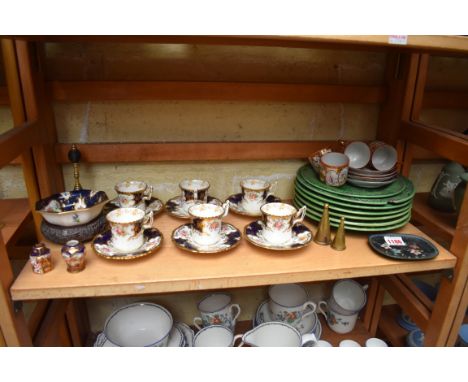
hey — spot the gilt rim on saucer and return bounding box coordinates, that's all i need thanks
[226,193,282,217]
[165,195,223,219]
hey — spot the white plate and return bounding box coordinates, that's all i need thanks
[175,322,194,347]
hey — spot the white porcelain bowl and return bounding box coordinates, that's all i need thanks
[344,141,371,169]
[104,302,173,347]
[371,144,397,171]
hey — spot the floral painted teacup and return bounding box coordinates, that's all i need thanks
[193,292,241,331]
[320,152,349,187]
[240,178,274,214]
[106,207,154,251]
[268,283,317,331]
[180,179,210,212]
[318,301,359,334]
[188,201,230,246]
[260,202,307,244]
[115,181,153,210]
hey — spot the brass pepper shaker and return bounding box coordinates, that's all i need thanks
[29,243,53,274]
[68,144,82,191]
[331,217,346,251]
[314,203,331,245]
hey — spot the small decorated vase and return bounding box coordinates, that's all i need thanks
[29,243,53,274]
[61,240,86,273]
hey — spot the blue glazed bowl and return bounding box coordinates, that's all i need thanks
[36,189,109,227]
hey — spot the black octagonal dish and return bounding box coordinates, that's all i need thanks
[368,233,439,261]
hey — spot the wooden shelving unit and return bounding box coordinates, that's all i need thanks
[0,198,31,246]
[0,35,467,347]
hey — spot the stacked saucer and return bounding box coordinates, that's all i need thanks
[347,166,399,188]
[294,164,415,232]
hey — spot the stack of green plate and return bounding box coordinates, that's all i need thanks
[293,165,415,232]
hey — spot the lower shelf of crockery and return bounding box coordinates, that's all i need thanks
[10,213,456,301]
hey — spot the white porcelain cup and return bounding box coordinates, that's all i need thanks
[106,207,154,251]
[115,180,153,210]
[339,339,361,347]
[313,340,333,347]
[260,202,307,244]
[240,179,274,214]
[328,279,368,315]
[238,322,317,347]
[318,301,360,334]
[365,338,388,347]
[268,283,317,330]
[193,292,241,332]
[179,179,210,212]
[188,201,230,246]
[193,325,240,347]
[344,141,371,169]
[103,302,173,347]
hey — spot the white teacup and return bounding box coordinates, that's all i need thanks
[328,279,368,315]
[193,292,241,332]
[268,283,317,330]
[188,201,230,246]
[106,207,153,251]
[180,179,210,212]
[339,339,361,347]
[115,180,153,210]
[365,338,388,347]
[260,202,307,244]
[318,301,360,334]
[240,179,274,214]
[313,340,333,347]
[194,325,240,347]
[238,322,317,347]
[103,302,173,347]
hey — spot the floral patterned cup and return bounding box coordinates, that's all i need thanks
[115,181,152,210]
[320,152,349,187]
[193,292,241,331]
[268,283,317,331]
[188,201,230,246]
[318,301,359,334]
[106,207,153,251]
[260,202,306,244]
[179,179,210,212]
[240,178,274,214]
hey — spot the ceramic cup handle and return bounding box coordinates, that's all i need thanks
[143,185,153,201]
[292,206,307,226]
[301,333,318,347]
[193,189,198,201]
[266,181,278,198]
[362,284,369,291]
[143,210,154,229]
[301,301,317,320]
[221,200,230,217]
[193,317,203,331]
[233,334,244,347]
[318,301,328,320]
[230,303,241,322]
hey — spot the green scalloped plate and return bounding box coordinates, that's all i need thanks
[297,165,415,204]
[293,197,412,232]
[294,184,413,217]
[295,179,413,212]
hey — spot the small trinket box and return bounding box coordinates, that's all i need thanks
[29,243,53,274]
[61,240,86,273]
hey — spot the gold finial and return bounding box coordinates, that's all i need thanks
[314,203,331,245]
[68,144,82,191]
[331,216,346,251]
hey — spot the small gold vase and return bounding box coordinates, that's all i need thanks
[331,216,346,251]
[314,203,331,245]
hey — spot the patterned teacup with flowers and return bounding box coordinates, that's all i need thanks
[115,180,153,210]
[188,201,230,246]
[260,202,307,244]
[268,283,317,331]
[240,178,274,214]
[180,179,210,212]
[106,207,154,251]
[193,292,241,332]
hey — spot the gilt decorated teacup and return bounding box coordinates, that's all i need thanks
[320,152,349,187]
[193,292,241,331]
[106,207,154,251]
[115,181,153,210]
[188,201,230,246]
[268,283,317,330]
[240,178,274,215]
[260,202,306,244]
[179,179,210,211]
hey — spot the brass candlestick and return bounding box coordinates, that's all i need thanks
[331,216,346,251]
[314,203,331,245]
[68,144,82,191]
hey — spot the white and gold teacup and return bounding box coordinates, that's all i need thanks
[240,178,274,215]
[115,180,153,210]
[188,201,230,246]
[179,179,210,212]
[106,207,154,251]
[260,202,307,244]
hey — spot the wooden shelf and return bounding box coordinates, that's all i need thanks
[0,198,31,245]
[411,192,457,243]
[10,213,456,301]
[378,304,409,347]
